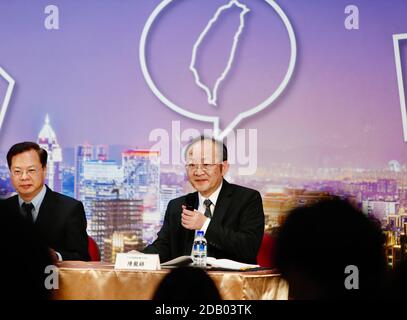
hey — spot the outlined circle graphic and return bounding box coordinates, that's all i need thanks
[140,0,297,139]
[0,67,16,133]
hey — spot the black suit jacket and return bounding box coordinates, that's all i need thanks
[143,180,265,264]
[3,186,89,261]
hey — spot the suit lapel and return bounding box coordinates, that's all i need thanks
[10,195,21,216]
[183,182,233,255]
[211,180,233,225]
[35,186,55,227]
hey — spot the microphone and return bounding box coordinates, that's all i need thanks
[185,193,196,211]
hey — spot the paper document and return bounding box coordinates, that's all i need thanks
[161,255,259,270]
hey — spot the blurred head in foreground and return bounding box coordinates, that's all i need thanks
[275,198,387,299]
[153,267,221,301]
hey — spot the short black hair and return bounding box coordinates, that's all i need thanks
[7,142,48,168]
[153,267,221,301]
[275,198,387,299]
[184,135,228,162]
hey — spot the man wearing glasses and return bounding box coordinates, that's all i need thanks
[143,136,264,264]
[2,142,89,261]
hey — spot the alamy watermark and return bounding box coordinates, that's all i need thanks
[44,5,59,30]
[344,5,359,30]
[344,265,359,290]
[149,121,258,175]
[44,265,59,290]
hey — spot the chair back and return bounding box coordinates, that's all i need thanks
[88,236,101,261]
[256,233,275,268]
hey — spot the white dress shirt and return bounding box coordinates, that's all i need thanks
[18,184,47,223]
[197,181,223,234]
[18,185,63,261]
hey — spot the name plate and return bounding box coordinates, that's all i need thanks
[114,253,161,270]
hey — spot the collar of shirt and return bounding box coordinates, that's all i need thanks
[18,184,47,222]
[198,181,223,216]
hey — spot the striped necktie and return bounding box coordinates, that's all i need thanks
[203,199,213,219]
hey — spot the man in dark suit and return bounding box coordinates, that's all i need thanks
[143,136,264,264]
[3,141,89,261]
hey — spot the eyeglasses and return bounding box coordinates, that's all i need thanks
[185,163,221,172]
[11,168,40,178]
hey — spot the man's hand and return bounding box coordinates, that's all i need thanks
[181,205,207,230]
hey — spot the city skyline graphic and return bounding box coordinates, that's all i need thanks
[1,114,407,262]
[1,0,407,262]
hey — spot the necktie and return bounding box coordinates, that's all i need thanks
[22,202,34,224]
[203,199,213,219]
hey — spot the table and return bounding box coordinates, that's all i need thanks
[53,261,289,300]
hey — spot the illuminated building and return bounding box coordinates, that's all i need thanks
[96,145,108,161]
[138,184,183,245]
[37,114,62,192]
[377,179,398,196]
[122,150,160,211]
[61,165,75,198]
[88,198,143,261]
[160,185,182,221]
[387,214,404,230]
[80,159,123,220]
[104,231,146,264]
[262,188,332,232]
[75,144,93,199]
[262,190,296,232]
[0,164,13,197]
[362,200,397,223]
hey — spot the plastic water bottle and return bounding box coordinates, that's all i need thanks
[192,230,207,268]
